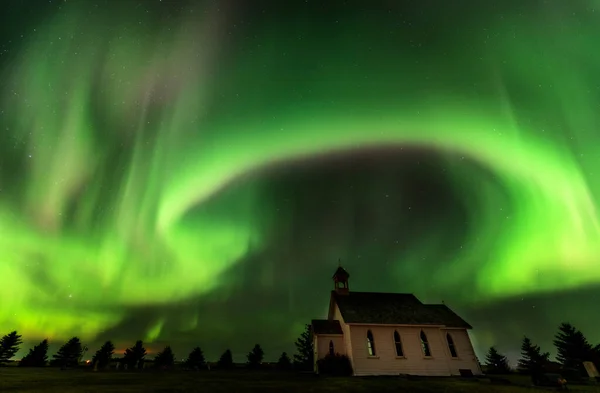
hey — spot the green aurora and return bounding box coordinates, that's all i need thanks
[0,0,599,360]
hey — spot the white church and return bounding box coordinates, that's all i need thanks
[311,266,483,377]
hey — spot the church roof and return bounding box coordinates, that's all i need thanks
[311,319,343,335]
[331,291,472,329]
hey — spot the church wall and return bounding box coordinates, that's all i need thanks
[348,325,480,376]
[315,334,345,360]
[441,329,482,375]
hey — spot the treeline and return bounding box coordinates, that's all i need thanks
[0,324,317,372]
[483,322,600,382]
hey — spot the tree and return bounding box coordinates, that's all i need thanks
[553,322,593,371]
[246,344,264,368]
[19,339,49,367]
[52,337,83,368]
[217,349,233,369]
[185,347,206,370]
[0,331,23,365]
[92,341,115,370]
[277,352,292,371]
[484,346,511,374]
[154,346,175,369]
[518,336,549,384]
[123,340,146,369]
[293,324,313,370]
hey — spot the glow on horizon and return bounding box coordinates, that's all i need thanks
[1,1,599,344]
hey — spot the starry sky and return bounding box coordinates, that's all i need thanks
[1,0,599,363]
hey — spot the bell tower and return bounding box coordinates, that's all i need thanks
[332,262,350,295]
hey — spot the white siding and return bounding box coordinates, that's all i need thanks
[348,325,481,376]
[442,329,482,375]
[315,335,345,359]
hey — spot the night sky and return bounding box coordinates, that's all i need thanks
[1,0,599,363]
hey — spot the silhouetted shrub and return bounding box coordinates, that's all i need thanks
[317,353,352,376]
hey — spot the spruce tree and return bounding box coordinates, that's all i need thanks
[19,339,49,367]
[277,352,292,370]
[553,322,593,370]
[52,337,83,368]
[92,341,115,369]
[246,344,264,368]
[154,346,175,368]
[0,331,23,364]
[484,346,511,374]
[217,349,233,369]
[185,347,206,370]
[123,340,146,369]
[293,324,313,370]
[517,336,549,376]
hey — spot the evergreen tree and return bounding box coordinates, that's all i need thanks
[19,339,49,367]
[277,352,292,371]
[0,331,23,365]
[293,324,313,370]
[217,349,233,369]
[154,346,175,369]
[52,337,83,368]
[553,322,593,370]
[517,336,549,380]
[92,341,115,369]
[484,346,511,374]
[185,347,206,370]
[246,344,264,368]
[123,340,146,369]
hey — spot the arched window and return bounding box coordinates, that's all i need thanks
[329,340,335,356]
[393,330,404,357]
[420,330,432,357]
[446,333,458,358]
[366,330,376,356]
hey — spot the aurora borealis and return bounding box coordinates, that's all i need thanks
[1,0,599,362]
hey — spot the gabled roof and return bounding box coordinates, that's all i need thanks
[331,291,472,329]
[311,319,343,335]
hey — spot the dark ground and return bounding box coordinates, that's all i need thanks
[1,369,599,393]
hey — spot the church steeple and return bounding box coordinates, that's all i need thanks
[332,262,350,295]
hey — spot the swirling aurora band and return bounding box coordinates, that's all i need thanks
[0,1,599,351]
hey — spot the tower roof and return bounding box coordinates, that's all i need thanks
[332,266,350,280]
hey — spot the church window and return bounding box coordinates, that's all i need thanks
[446,333,458,358]
[393,330,404,357]
[366,330,376,356]
[420,330,432,357]
[329,340,334,356]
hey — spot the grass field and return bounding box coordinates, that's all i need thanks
[1,368,599,393]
